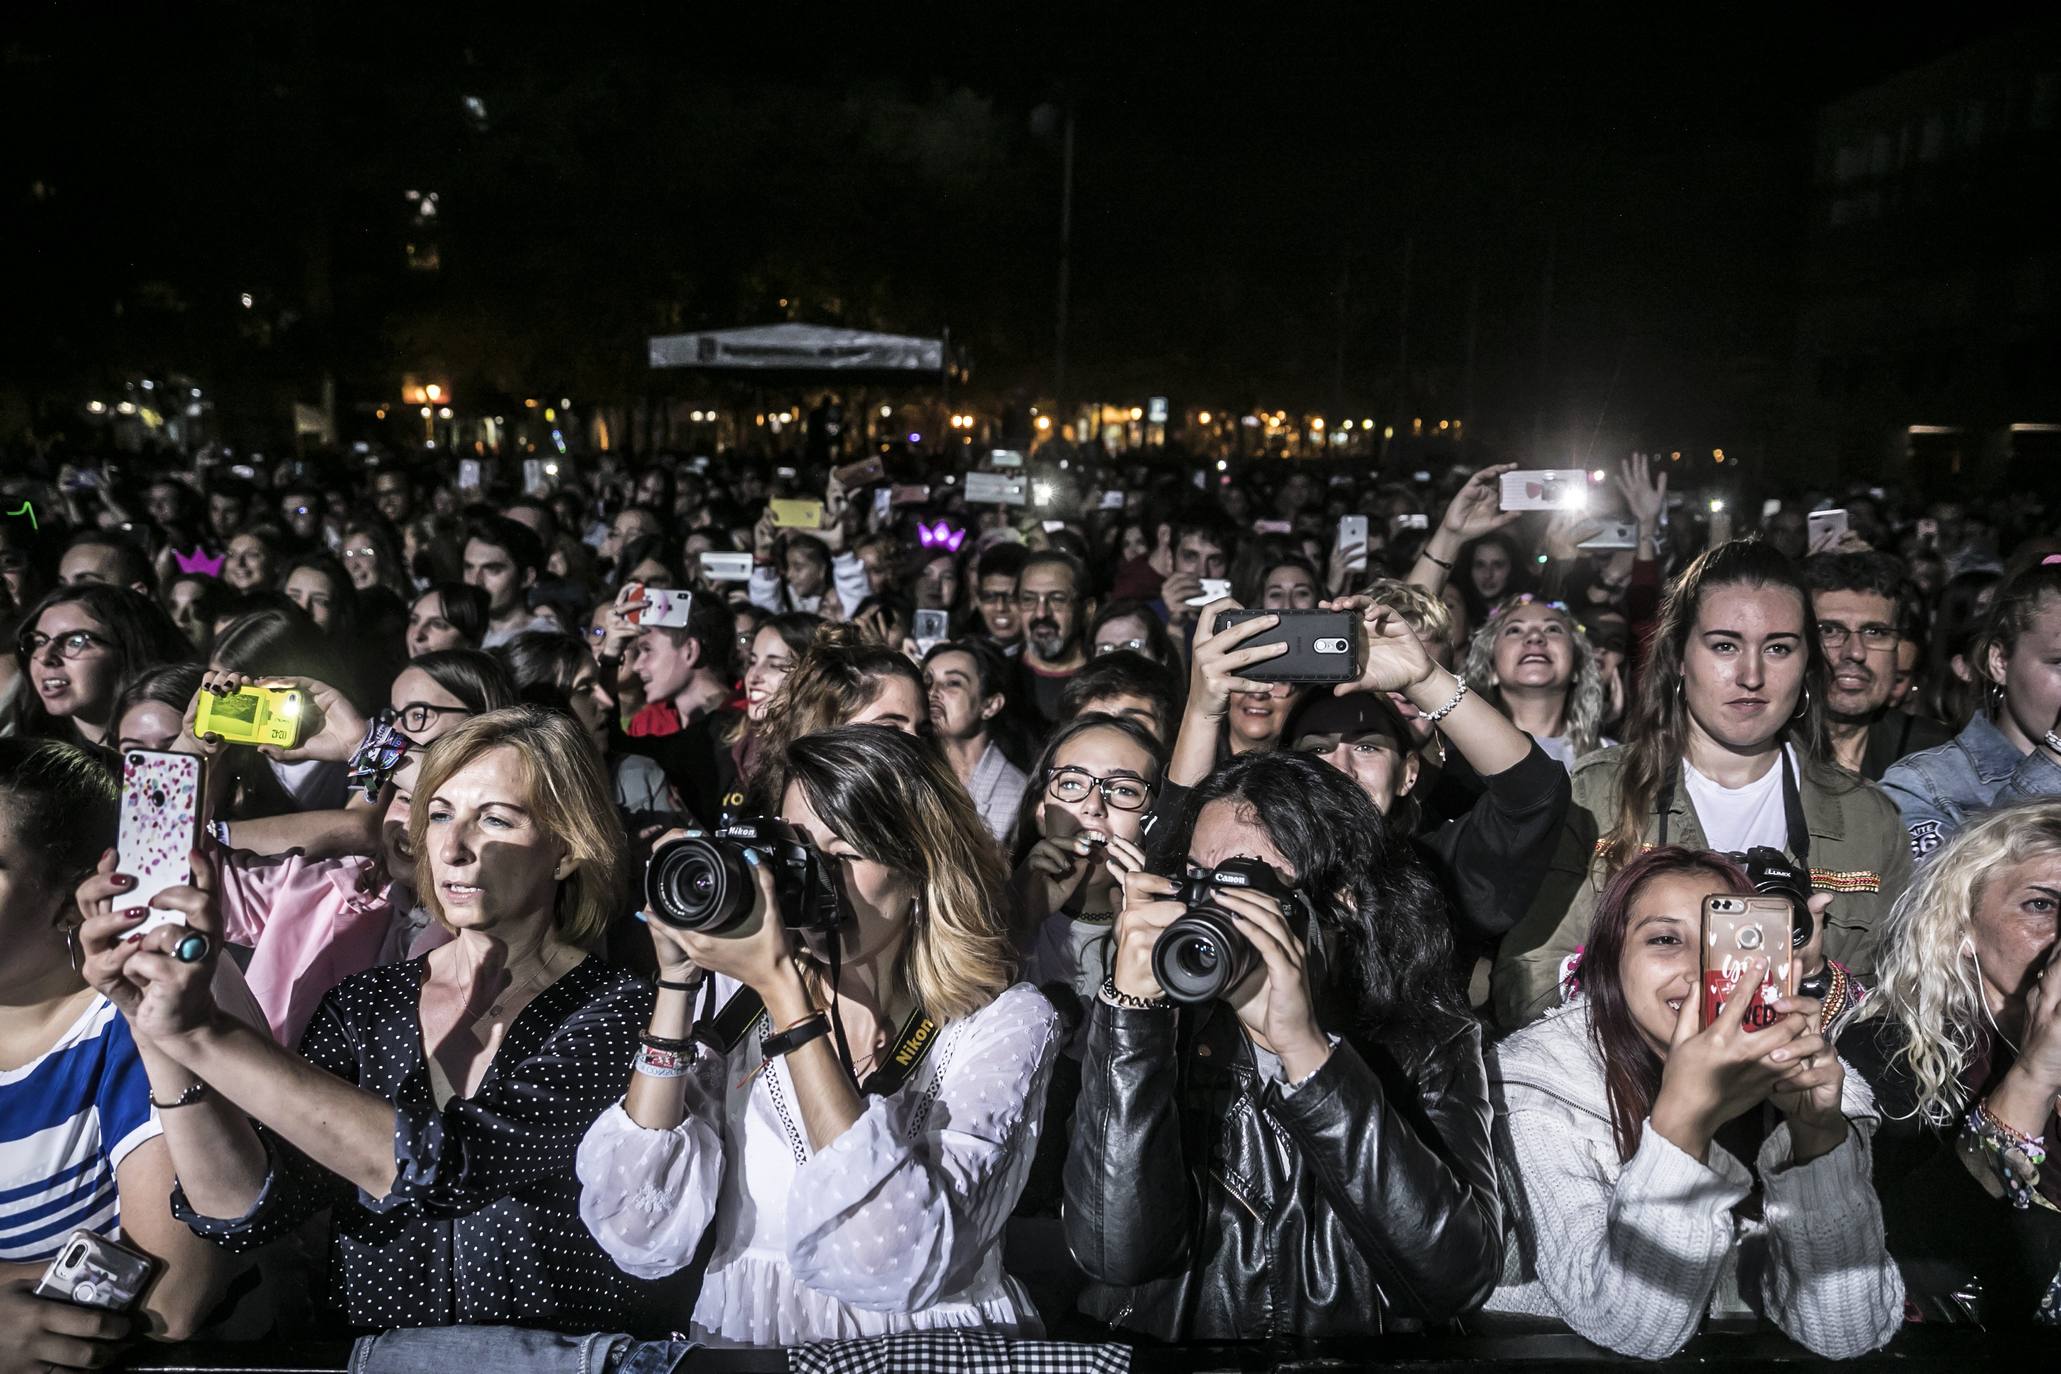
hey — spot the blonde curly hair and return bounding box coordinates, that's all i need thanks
[1841,798,2061,1125]
[1462,594,1607,760]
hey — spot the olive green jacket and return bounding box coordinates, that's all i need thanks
[1489,746,1914,1032]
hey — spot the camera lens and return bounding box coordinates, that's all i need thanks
[645,836,752,932]
[1152,908,1253,1005]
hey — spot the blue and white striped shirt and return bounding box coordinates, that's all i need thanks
[0,996,160,1262]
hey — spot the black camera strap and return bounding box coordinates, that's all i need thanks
[1655,747,1810,868]
[689,978,940,1098]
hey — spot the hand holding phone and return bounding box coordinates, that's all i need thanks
[36,1230,158,1313]
[1184,577,1232,608]
[1700,894,1796,1032]
[1209,609,1363,684]
[193,685,309,750]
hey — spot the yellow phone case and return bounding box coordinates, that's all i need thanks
[769,498,826,530]
[194,686,307,749]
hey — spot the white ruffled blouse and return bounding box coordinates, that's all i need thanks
[576,980,1061,1348]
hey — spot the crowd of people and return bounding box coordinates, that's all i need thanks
[1,439,2058,1370]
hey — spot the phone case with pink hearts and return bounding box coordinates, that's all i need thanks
[116,749,202,940]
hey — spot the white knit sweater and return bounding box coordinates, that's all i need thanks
[1482,1001,1904,1359]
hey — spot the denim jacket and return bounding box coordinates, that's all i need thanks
[1877,713,2061,862]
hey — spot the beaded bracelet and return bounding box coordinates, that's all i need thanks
[1963,1098,2047,1210]
[1100,975,1171,1011]
[1423,678,1471,725]
[635,1044,690,1080]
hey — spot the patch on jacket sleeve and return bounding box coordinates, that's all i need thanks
[1809,868,1882,894]
[1908,820,1944,860]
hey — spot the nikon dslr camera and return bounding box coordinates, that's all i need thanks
[645,819,850,934]
[1149,857,1305,1005]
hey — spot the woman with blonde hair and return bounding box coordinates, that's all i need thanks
[1462,593,1610,772]
[579,724,1062,1346]
[72,706,655,1332]
[1837,798,2061,1326]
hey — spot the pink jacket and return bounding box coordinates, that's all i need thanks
[215,850,450,1047]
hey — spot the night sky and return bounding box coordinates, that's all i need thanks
[0,4,2024,456]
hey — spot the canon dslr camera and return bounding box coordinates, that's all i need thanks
[645,819,850,934]
[1150,857,1304,1005]
[1729,845,1812,948]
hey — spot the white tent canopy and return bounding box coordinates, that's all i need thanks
[648,322,944,374]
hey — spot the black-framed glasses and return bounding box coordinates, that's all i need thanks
[1817,621,1898,651]
[977,589,1016,608]
[18,629,111,661]
[390,700,466,735]
[1016,590,1078,613]
[1044,766,1154,812]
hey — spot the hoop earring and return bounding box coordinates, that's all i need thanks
[1793,686,1812,721]
[66,924,85,976]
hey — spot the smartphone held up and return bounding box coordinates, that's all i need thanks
[117,749,203,941]
[1700,893,1795,1031]
[1211,608,1364,685]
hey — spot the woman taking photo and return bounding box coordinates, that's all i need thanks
[76,707,654,1333]
[924,639,1028,842]
[1837,800,2061,1326]
[1493,541,1913,1030]
[1881,559,2061,860]
[0,740,228,1369]
[578,725,1061,1346]
[1462,593,1610,773]
[1064,749,1499,1339]
[1485,846,1903,1357]
[12,585,191,746]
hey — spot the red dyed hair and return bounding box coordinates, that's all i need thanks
[1582,845,1752,1161]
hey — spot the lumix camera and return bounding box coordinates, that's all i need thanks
[1150,858,1306,1005]
[1731,845,1813,949]
[645,819,850,934]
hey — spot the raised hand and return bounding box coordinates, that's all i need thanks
[1614,453,1668,530]
[1184,602,1286,720]
[1439,463,1524,542]
[1322,598,1437,697]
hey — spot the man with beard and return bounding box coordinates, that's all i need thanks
[1014,549,1093,724]
[1804,551,1950,780]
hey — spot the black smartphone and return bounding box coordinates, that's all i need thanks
[1212,609,1363,684]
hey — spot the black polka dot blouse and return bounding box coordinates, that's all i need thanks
[173,955,654,1333]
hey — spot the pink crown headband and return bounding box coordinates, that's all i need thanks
[172,547,225,577]
[917,520,966,553]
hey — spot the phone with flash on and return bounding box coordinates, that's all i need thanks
[194,684,308,750]
[1499,469,1589,512]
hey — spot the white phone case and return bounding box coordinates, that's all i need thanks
[117,750,202,940]
[699,553,753,584]
[963,473,1027,506]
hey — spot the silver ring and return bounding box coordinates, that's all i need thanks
[173,932,211,964]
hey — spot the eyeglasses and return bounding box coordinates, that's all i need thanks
[389,700,467,735]
[1044,766,1154,812]
[1016,590,1078,613]
[1817,621,1898,651]
[978,590,1016,608]
[1096,638,1148,656]
[342,546,379,560]
[18,629,111,661]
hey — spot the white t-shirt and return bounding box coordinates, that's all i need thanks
[1682,746,1794,854]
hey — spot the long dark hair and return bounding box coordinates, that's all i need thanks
[406,648,519,714]
[0,737,119,904]
[1603,540,1834,866]
[12,585,192,741]
[1157,749,1463,1051]
[1581,846,1751,1161]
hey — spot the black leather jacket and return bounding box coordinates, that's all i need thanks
[1062,994,1502,1341]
